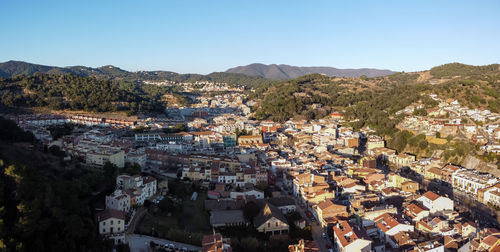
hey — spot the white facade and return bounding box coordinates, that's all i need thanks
[105,190,131,212]
[417,193,453,214]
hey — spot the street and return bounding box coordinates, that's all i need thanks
[127,234,201,252]
[295,202,332,252]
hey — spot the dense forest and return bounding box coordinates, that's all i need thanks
[0,116,121,251]
[0,73,174,114]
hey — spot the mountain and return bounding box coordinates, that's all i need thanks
[225,63,395,79]
[0,60,274,88]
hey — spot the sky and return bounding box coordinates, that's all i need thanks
[1,0,499,74]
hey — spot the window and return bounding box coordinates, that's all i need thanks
[111,220,113,225]
[102,229,105,233]
[275,222,278,227]
[103,221,106,225]
[268,223,270,228]
[118,220,121,224]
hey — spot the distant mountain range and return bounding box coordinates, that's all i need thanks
[0,60,275,87]
[0,60,395,82]
[0,60,179,80]
[225,63,395,79]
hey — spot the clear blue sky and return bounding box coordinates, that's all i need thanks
[1,0,499,74]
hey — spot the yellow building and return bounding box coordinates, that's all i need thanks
[86,149,125,168]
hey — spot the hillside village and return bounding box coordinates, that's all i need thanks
[4,77,500,252]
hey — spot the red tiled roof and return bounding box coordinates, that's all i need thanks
[422,191,440,201]
[374,213,401,232]
[96,209,125,222]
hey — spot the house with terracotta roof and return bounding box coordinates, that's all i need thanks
[478,233,500,251]
[425,167,443,181]
[415,217,449,235]
[332,220,372,252]
[403,203,430,222]
[96,209,126,244]
[387,231,417,250]
[202,233,232,252]
[288,239,319,252]
[374,213,414,243]
[313,200,348,227]
[416,191,453,214]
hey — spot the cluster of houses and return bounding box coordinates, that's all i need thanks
[397,94,500,153]
[96,174,158,244]
[142,79,244,93]
[7,85,500,251]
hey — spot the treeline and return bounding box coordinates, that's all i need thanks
[430,63,500,78]
[0,116,116,251]
[0,116,34,142]
[0,73,172,114]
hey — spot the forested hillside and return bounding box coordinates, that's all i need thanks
[0,61,274,88]
[0,73,178,114]
[253,63,500,136]
[430,63,500,112]
[0,116,119,251]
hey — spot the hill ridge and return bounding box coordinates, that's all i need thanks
[226,63,395,79]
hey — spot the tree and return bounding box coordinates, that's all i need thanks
[418,140,428,150]
[123,163,141,175]
[103,162,119,179]
[243,202,260,221]
[239,237,260,252]
[158,198,176,213]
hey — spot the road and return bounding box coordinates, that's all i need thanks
[295,202,332,252]
[127,207,147,234]
[127,234,201,252]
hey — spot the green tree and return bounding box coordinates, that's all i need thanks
[243,202,260,221]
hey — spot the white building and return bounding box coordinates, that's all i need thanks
[416,191,453,214]
[452,170,497,196]
[105,190,131,212]
[96,209,126,244]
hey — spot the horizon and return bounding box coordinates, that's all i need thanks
[1,0,499,74]
[2,59,499,75]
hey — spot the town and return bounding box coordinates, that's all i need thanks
[4,81,500,252]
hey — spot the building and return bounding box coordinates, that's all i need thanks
[254,203,289,235]
[202,233,232,252]
[237,135,263,146]
[105,190,131,212]
[333,221,372,252]
[416,191,453,214]
[86,148,125,168]
[452,170,497,196]
[484,184,500,208]
[210,210,247,227]
[403,203,430,222]
[96,209,126,244]
[314,200,349,227]
[366,136,385,150]
[374,213,414,243]
[116,175,157,205]
[158,180,169,195]
[288,239,319,252]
